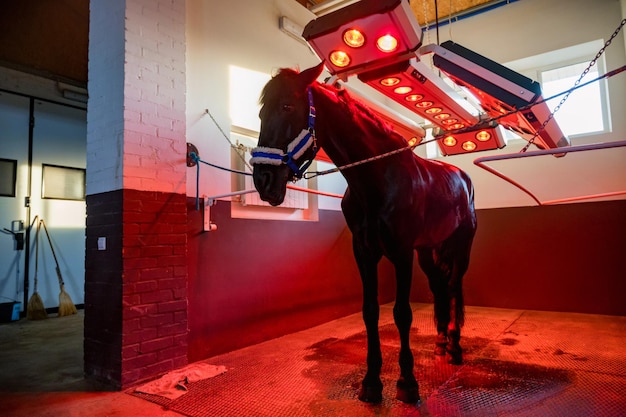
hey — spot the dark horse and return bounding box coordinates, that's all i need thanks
[251,63,476,404]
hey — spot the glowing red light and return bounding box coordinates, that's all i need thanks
[343,29,365,48]
[376,34,398,53]
[330,50,351,67]
[462,141,477,151]
[475,130,491,141]
[425,107,443,114]
[393,86,412,94]
[380,77,400,87]
[405,94,424,102]
[443,136,457,146]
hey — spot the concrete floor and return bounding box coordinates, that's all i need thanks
[1,304,625,417]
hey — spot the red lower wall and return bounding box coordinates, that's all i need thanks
[188,199,626,362]
[86,190,188,389]
[410,199,626,316]
[186,199,397,362]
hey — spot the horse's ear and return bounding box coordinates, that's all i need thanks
[298,62,325,88]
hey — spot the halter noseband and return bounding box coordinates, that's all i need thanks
[250,87,318,180]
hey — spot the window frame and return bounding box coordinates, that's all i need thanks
[504,39,611,141]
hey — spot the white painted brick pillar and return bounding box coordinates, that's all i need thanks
[86,0,188,388]
[88,0,186,195]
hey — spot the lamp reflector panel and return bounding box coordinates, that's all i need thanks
[427,41,570,152]
[435,124,507,156]
[358,59,480,130]
[303,0,422,78]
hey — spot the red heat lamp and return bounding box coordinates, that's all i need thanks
[357,59,479,132]
[357,58,510,155]
[303,0,423,79]
[434,123,507,156]
[422,41,570,155]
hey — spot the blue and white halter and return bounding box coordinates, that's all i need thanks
[250,88,318,180]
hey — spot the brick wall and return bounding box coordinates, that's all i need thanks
[85,189,188,389]
[123,0,186,194]
[86,0,188,389]
[120,189,188,386]
[85,191,124,385]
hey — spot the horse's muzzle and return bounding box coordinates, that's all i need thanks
[252,166,286,206]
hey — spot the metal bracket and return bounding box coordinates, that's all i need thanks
[203,197,217,232]
[187,143,199,167]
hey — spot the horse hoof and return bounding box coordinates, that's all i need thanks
[396,383,420,404]
[358,386,383,403]
[434,344,447,356]
[447,349,463,365]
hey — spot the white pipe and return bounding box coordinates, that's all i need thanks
[473,140,626,206]
[205,185,343,206]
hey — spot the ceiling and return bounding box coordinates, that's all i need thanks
[0,0,501,86]
[298,0,500,26]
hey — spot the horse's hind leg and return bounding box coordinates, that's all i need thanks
[417,248,451,358]
[445,262,466,365]
[446,221,475,365]
[421,223,474,365]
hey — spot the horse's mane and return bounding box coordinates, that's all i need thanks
[340,89,400,139]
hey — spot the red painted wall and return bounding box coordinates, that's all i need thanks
[411,199,626,316]
[186,199,397,362]
[86,190,188,389]
[188,199,626,362]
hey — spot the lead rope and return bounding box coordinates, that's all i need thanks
[303,62,625,180]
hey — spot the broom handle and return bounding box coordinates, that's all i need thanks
[34,217,40,291]
[40,219,65,287]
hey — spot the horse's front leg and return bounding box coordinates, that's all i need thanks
[393,254,420,404]
[354,240,383,403]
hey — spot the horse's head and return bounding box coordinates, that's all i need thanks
[251,63,325,206]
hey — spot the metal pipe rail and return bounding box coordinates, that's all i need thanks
[473,140,626,206]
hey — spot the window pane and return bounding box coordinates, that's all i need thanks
[42,164,85,200]
[541,63,604,136]
[229,66,270,132]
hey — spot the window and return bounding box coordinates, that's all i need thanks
[41,164,85,200]
[505,39,611,140]
[540,62,607,136]
[0,158,17,197]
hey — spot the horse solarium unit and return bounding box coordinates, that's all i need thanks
[302,0,422,79]
[357,59,480,130]
[434,123,507,156]
[424,41,570,153]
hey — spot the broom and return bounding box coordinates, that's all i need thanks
[27,217,48,320]
[41,219,77,317]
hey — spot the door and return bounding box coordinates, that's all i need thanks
[0,91,86,315]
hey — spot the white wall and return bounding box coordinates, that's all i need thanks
[186,0,626,210]
[88,0,187,196]
[418,0,626,208]
[186,0,321,200]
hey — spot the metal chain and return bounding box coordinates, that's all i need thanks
[203,108,254,171]
[304,139,435,179]
[422,0,430,45]
[520,18,626,152]
[304,59,624,179]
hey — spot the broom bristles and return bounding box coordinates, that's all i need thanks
[58,284,77,317]
[27,292,48,320]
